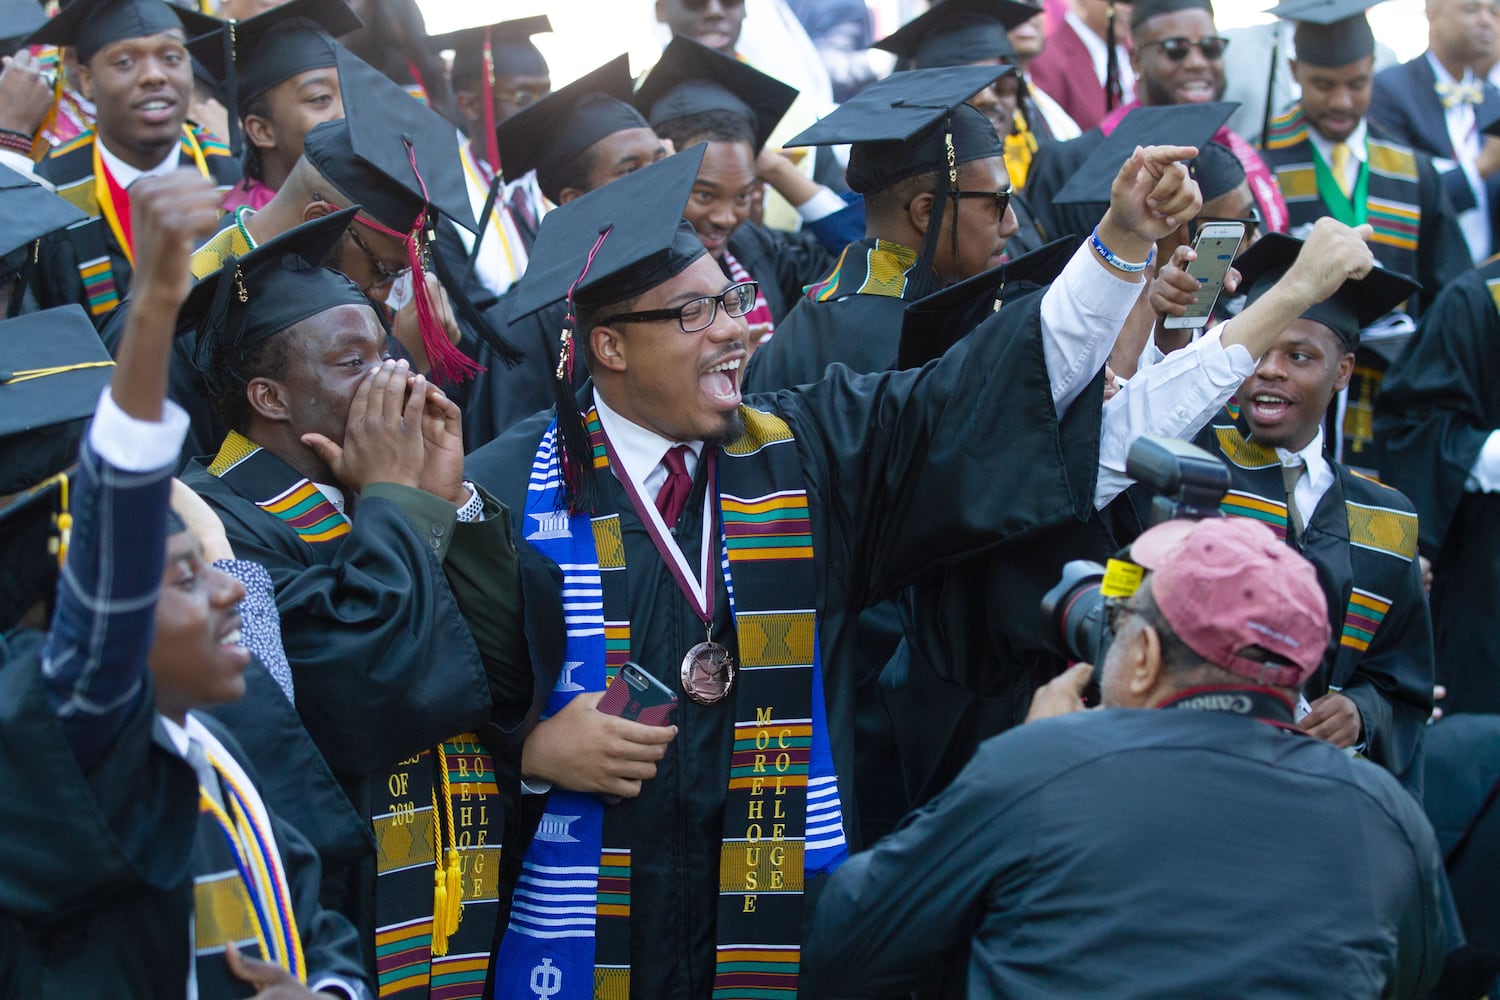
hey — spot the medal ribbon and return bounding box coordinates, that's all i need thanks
[598,428,718,635]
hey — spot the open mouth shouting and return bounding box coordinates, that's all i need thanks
[700,353,743,411]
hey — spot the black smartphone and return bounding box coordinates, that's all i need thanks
[597,661,679,727]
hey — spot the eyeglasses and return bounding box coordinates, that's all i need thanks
[604,281,759,334]
[346,222,410,287]
[950,186,1014,220]
[1144,36,1230,61]
[1104,598,1143,637]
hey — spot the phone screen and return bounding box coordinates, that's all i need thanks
[1165,223,1246,329]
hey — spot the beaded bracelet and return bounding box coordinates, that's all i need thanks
[1090,226,1155,273]
[0,129,33,155]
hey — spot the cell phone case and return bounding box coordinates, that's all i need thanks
[597,672,679,727]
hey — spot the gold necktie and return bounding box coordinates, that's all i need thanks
[1330,142,1353,199]
[1282,460,1307,542]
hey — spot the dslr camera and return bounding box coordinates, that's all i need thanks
[1041,436,1230,667]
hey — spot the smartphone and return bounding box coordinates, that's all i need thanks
[596,661,679,727]
[1162,221,1246,330]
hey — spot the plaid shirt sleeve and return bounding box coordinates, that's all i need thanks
[40,396,188,771]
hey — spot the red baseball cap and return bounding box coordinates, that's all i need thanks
[1128,517,1331,687]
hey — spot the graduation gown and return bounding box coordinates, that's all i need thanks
[0,632,367,997]
[460,293,587,453]
[743,237,926,392]
[465,288,1102,997]
[1376,261,1500,716]
[180,441,528,986]
[1198,412,1434,793]
[32,127,240,325]
[1022,128,1107,242]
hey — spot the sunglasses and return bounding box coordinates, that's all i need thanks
[950,186,1014,220]
[1144,36,1230,61]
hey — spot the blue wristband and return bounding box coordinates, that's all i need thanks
[1090,227,1155,273]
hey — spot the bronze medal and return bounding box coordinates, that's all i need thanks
[680,640,735,704]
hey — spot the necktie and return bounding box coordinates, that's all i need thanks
[655,445,693,526]
[1330,142,1353,199]
[186,736,227,811]
[1282,460,1307,542]
[1437,79,1484,109]
[508,186,538,245]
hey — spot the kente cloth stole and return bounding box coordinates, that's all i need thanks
[93,124,212,267]
[497,406,848,1000]
[721,248,774,335]
[209,431,503,999]
[193,747,306,982]
[804,239,918,303]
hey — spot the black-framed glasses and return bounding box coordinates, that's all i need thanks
[346,222,410,287]
[604,281,759,333]
[950,186,1014,220]
[1104,598,1143,637]
[1145,35,1230,61]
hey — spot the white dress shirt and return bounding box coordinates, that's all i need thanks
[1467,431,1500,491]
[88,387,190,470]
[97,136,182,188]
[1426,52,1491,262]
[594,391,706,508]
[1305,118,1368,200]
[1023,74,1083,141]
[1066,9,1135,106]
[1096,323,1257,507]
[1276,425,1335,522]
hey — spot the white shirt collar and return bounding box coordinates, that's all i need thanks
[1305,117,1368,164]
[593,389,704,500]
[1275,425,1334,515]
[1427,50,1472,88]
[314,482,346,514]
[1064,9,1133,98]
[96,135,181,189]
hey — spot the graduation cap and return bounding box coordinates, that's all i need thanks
[0,305,114,496]
[635,35,798,155]
[873,0,1034,69]
[494,54,649,188]
[1272,0,1379,67]
[1129,0,1214,30]
[0,474,69,634]
[897,237,1076,369]
[187,0,360,119]
[27,0,204,63]
[299,46,486,384]
[1053,100,1238,204]
[430,14,550,85]
[184,207,369,395]
[1234,231,1420,347]
[510,146,706,512]
[0,0,48,57]
[0,162,88,289]
[428,15,551,173]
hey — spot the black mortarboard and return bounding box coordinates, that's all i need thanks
[785,65,1009,192]
[0,0,48,56]
[0,162,87,265]
[495,54,648,186]
[0,305,113,495]
[897,237,1076,368]
[635,35,798,155]
[1193,139,1246,203]
[873,0,1034,68]
[1274,0,1379,67]
[1129,0,1214,30]
[511,147,707,513]
[0,474,67,633]
[1053,101,1237,204]
[430,14,551,85]
[1235,232,1420,347]
[28,0,196,63]
[185,208,369,395]
[188,0,359,108]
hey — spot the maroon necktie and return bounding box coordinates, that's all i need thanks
[654,445,693,526]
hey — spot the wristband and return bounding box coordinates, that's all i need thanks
[0,131,33,155]
[1090,227,1155,273]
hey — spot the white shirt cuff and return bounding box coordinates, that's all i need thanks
[795,187,848,222]
[87,388,190,472]
[521,778,553,795]
[1040,240,1145,415]
[307,976,363,999]
[1467,431,1500,492]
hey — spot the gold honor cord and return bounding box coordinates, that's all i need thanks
[1,360,116,386]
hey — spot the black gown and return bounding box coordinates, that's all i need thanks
[180,446,532,985]
[725,221,834,324]
[1021,128,1108,241]
[0,632,368,997]
[1376,261,1500,716]
[465,290,1104,997]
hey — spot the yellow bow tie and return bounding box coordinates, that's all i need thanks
[1437,79,1484,109]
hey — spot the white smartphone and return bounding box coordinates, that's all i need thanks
[1162,221,1247,330]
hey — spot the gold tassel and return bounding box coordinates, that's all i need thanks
[429,743,465,956]
[431,785,450,957]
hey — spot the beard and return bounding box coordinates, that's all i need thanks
[703,407,746,448]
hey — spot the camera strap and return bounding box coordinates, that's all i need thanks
[1161,684,1300,731]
